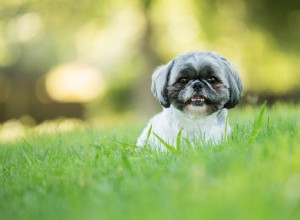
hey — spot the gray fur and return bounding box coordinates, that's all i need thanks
[151,51,243,112]
[151,60,174,107]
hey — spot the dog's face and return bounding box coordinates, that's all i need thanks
[151,51,243,117]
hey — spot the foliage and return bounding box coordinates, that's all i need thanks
[1,104,300,220]
[1,0,300,121]
[1,0,300,89]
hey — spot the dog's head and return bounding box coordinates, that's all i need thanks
[151,51,243,117]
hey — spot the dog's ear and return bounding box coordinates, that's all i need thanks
[151,60,175,108]
[221,58,243,109]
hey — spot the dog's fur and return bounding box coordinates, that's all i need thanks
[137,51,243,151]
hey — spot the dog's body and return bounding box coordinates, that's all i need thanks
[137,51,242,151]
[136,106,230,151]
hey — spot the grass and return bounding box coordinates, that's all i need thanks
[1,104,300,220]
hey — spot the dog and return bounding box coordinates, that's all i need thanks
[137,51,243,151]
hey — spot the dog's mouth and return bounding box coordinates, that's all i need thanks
[187,95,207,106]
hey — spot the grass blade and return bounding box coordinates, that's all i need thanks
[107,137,137,148]
[19,138,33,166]
[249,101,267,142]
[143,124,153,146]
[176,129,182,151]
[183,138,193,149]
[122,151,133,174]
[146,124,152,143]
[41,147,50,163]
[153,133,175,152]
[20,145,33,166]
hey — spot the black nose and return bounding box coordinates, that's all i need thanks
[192,81,203,91]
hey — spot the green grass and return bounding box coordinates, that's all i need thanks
[1,104,300,220]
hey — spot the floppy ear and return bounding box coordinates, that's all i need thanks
[221,58,243,109]
[151,60,175,108]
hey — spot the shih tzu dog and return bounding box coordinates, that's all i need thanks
[137,51,243,151]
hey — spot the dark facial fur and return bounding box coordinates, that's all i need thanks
[151,51,243,115]
[168,64,230,116]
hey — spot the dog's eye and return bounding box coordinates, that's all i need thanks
[207,77,218,84]
[178,77,189,84]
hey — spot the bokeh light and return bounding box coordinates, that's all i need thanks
[0,0,299,122]
[14,12,42,42]
[45,64,106,103]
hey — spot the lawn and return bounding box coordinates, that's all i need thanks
[1,104,300,220]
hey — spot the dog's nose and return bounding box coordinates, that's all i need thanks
[192,81,203,91]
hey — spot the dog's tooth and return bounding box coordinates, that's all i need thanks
[191,96,205,102]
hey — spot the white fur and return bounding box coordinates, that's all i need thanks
[136,105,230,151]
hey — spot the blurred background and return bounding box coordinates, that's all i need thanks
[0,0,300,124]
